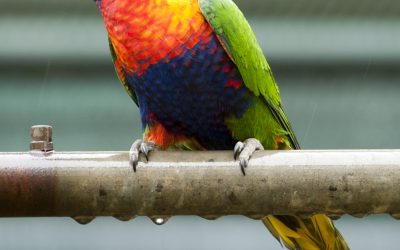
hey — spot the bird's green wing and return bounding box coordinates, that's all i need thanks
[198,0,300,149]
[108,37,138,106]
[198,4,350,249]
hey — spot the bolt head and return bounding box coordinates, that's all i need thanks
[30,125,53,152]
[31,125,52,141]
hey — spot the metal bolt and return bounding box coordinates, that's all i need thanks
[30,125,54,152]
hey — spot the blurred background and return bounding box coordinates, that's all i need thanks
[0,0,399,249]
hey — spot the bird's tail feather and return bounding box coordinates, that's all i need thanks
[262,214,349,250]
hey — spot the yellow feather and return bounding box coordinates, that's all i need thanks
[263,215,349,250]
[264,216,301,239]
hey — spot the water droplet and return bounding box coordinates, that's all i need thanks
[113,215,136,222]
[390,213,400,220]
[350,213,366,218]
[328,214,343,220]
[200,215,221,220]
[150,216,170,225]
[245,214,265,220]
[72,216,96,225]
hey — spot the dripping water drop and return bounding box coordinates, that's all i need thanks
[391,214,400,220]
[113,215,137,222]
[200,215,221,220]
[245,214,265,220]
[72,216,96,225]
[150,216,170,225]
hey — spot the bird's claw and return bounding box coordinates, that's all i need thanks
[129,139,156,172]
[233,141,244,160]
[233,138,264,175]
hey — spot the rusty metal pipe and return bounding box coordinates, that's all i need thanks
[1,150,400,222]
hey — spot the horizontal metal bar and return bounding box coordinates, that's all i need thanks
[1,150,400,223]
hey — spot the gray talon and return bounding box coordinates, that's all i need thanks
[234,141,244,160]
[140,142,151,162]
[239,157,248,175]
[130,139,156,172]
[234,138,264,175]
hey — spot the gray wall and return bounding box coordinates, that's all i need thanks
[1,0,400,249]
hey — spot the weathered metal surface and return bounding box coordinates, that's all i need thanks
[0,150,400,220]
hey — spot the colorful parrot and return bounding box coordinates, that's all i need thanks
[95,0,349,249]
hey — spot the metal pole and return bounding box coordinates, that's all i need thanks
[0,125,399,224]
[1,150,400,222]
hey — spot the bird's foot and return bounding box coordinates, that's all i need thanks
[234,138,264,175]
[129,139,157,172]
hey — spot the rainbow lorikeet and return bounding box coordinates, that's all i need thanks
[95,0,349,249]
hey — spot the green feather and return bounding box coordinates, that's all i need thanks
[198,0,300,149]
[199,3,349,250]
